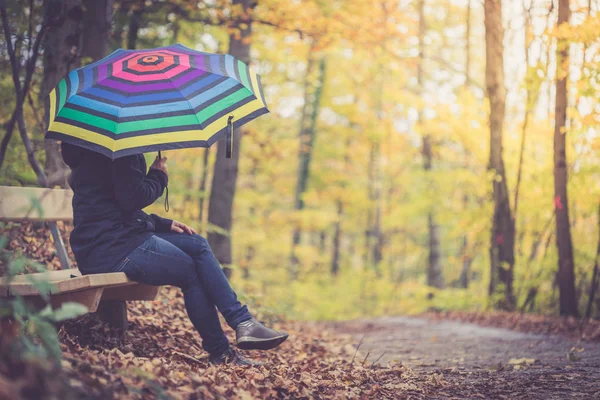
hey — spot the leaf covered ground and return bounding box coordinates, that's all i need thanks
[52,287,444,399]
[4,222,600,399]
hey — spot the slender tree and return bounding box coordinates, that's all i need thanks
[207,0,257,278]
[484,0,516,310]
[331,133,353,276]
[457,0,473,289]
[554,0,578,316]
[417,0,443,288]
[331,200,343,276]
[0,0,48,174]
[127,0,145,49]
[81,0,113,61]
[289,50,327,279]
[365,132,383,274]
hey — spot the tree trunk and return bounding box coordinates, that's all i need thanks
[331,136,352,276]
[126,0,145,49]
[367,140,383,275]
[484,0,516,310]
[417,0,443,288]
[288,53,327,279]
[554,0,579,317]
[207,0,256,279]
[331,200,343,276]
[458,235,473,288]
[423,132,442,288]
[81,0,113,62]
[41,0,85,188]
[242,158,259,279]
[458,0,472,288]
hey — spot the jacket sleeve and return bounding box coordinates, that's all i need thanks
[112,155,168,213]
[149,213,173,232]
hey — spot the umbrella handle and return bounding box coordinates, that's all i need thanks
[227,116,234,158]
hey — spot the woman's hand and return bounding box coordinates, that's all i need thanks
[150,156,168,175]
[171,220,196,234]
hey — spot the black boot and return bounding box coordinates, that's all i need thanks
[209,346,264,366]
[235,318,289,350]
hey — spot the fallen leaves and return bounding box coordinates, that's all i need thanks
[567,346,584,362]
[507,358,537,370]
[54,287,438,399]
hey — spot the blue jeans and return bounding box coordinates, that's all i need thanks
[113,232,252,356]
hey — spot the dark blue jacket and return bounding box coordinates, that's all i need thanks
[61,142,172,273]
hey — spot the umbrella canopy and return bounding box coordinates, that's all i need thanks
[45,44,269,159]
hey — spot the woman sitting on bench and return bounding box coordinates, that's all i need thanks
[60,142,288,366]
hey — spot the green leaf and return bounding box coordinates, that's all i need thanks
[47,302,88,322]
[28,261,47,273]
[21,335,48,361]
[11,296,29,320]
[26,275,55,302]
[35,320,62,362]
[38,304,53,319]
[8,257,28,276]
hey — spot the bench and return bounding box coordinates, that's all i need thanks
[0,186,161,329]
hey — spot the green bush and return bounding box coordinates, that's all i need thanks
[0,235,87,365]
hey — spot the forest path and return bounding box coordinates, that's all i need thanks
[327,316,600,399]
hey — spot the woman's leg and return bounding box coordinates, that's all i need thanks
[154,232,252,329]
[114,234,230,356]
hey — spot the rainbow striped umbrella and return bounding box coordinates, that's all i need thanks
[45,44,269,159]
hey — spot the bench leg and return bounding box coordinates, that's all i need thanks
[48,222,71,270]
[96,300,128,331]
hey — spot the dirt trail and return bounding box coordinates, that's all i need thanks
[328,316,600,399]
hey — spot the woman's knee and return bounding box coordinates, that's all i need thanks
[185,234,210,255]
[191,234,209,248]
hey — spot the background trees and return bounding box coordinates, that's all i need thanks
[2,0,600,319]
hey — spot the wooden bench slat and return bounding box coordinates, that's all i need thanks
[1,268,161,302]
[1,270,131,296]
[6,269,83,284]
[0,186,73,221]
[6,275,92,296]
